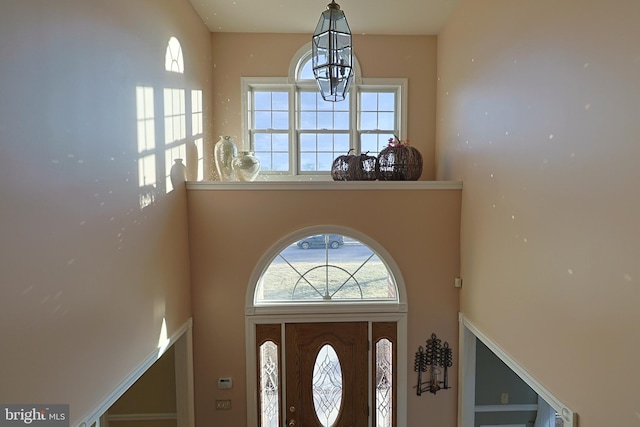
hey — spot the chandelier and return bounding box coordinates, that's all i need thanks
[311,0,353,102]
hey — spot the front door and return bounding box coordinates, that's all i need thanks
[285,322,368,427]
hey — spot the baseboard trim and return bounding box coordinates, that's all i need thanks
[106,413,177,421]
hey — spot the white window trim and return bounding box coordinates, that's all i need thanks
[253,230,402,307]
[244,225,407,312]
[241,42,408,181]
[240,78,295,173]
[244,225,408,427]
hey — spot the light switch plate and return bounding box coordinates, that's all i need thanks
[216,400,231,410]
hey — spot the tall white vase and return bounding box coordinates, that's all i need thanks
[214,135,237,181]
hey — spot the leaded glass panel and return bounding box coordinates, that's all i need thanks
[312,344,343,427]
[256,234,398,304]
[259,341,279,427]
[376,338,393,427]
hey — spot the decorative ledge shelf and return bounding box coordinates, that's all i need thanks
[186,180,462,191]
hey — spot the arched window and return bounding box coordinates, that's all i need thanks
[247,227,406,427]
[254,231,399,305]
[296,51,316,80]
[165,36,184,73]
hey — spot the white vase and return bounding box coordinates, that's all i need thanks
[232,151,261,182]
[170,158,187,189]
[214,136,237,181]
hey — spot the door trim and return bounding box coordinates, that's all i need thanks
[78,318,194,427]
[458,314,577,427]
[245,225,408,427]
[246,312,408,427]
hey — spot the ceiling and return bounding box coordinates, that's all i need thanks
[188,0,461,35]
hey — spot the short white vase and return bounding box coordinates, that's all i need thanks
[232,151,261,182]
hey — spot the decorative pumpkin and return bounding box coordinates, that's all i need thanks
[331,149,356,181]
[350,152,377,181]
[331,150,377,181]
[376,136,423,181]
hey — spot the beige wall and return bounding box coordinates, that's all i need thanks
[187,187,461,426]
[209,33,438,179]
[108,346,177,427]
[0,1,211,423]
[437,1,640,425]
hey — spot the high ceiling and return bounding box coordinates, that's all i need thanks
[188,0,461,35]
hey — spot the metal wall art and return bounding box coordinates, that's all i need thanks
[414,333,453,395]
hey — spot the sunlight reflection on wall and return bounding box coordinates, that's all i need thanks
[136,37,204,208]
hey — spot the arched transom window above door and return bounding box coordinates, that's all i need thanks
[254,229,400,305]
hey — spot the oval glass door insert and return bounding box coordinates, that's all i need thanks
[312,344,343,427]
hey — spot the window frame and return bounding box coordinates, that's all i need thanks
[243,80,295,173]
[256,324,282,427]
[254,232,400,305]
[241,46,407,181]
[245,225,408,427]
[372,322,397,427]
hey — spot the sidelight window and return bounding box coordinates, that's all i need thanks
[375,338,393,427]
[373,322,397,427]
[259,341,279,427]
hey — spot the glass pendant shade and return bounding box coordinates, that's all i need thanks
[312,0,353,102]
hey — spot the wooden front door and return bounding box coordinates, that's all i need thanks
[285,322,368,427]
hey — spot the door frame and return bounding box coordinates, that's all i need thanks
[458,314,577,427]
[246,311,408,427]
[245,225,409,427]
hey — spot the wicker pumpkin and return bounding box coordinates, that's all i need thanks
[331,150,377,181]
[376,143,423,181]
[331,150,356,181]
[350,152,377,181]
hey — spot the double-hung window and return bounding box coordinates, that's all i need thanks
[242,47,407,180]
